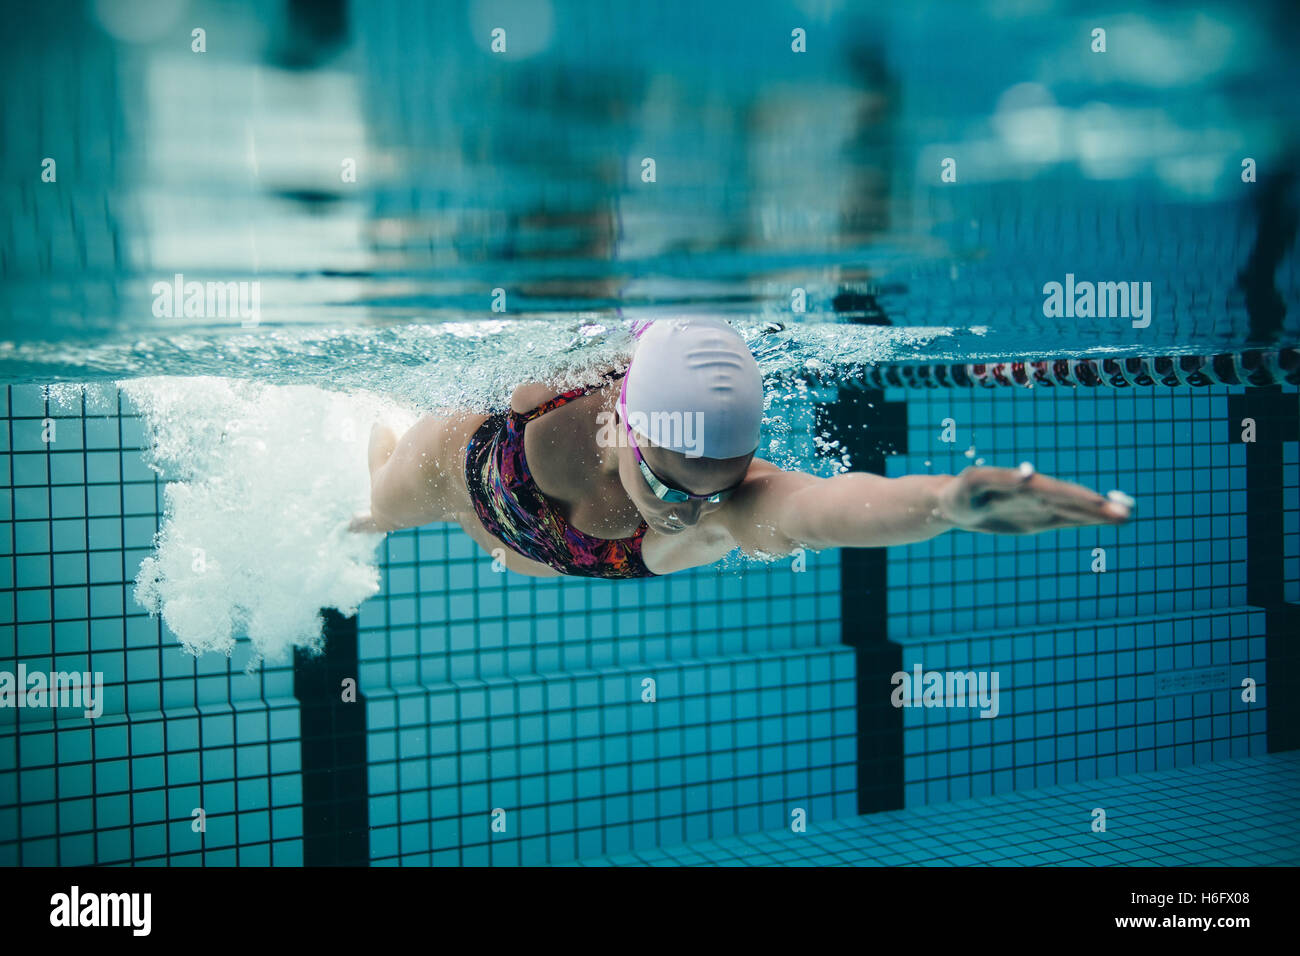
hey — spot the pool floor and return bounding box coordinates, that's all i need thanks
[565,751,1300,866]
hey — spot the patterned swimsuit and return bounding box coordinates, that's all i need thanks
[464,378,656,579]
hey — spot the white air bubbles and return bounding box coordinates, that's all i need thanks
[124,376,417,666]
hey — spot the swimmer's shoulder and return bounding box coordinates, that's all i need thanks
[509,383,559,415]
[740,458,782,482]
[508,368,625,416]
[711,458,792,517]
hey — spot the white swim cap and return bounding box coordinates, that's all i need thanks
[623,318,763,459]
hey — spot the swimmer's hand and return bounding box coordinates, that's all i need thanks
[348,512,385,534]
[936,465,1131,535]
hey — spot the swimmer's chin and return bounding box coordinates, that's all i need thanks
[653,519,688,535]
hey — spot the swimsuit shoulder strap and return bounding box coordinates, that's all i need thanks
[515,369,625,424]
[515,386,589,424]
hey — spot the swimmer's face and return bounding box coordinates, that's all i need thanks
[618,437,753,535]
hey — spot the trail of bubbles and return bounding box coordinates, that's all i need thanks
[118,376,417,667]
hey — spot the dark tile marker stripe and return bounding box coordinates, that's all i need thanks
[294,609,370,865]
[1229,387,1300,753]
[820,387,908,814]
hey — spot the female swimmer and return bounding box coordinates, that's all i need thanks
[348,319,1130,577]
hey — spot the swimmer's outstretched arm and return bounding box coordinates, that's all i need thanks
[347,418,458,534]
[347,422,402,533]
[723,463,1130,556]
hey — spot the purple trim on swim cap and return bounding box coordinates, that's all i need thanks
[630,319,654,339]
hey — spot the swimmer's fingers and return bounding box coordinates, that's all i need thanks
[947,467,1131,533]
[938,467,1023,526]
[960,466,1035,509]
[962,466,1127,523]
[1022,473,1131,525]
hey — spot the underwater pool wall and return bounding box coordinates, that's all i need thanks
[2,377,1296,864]
[1,384,304,865]
[874,381,1294,807]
